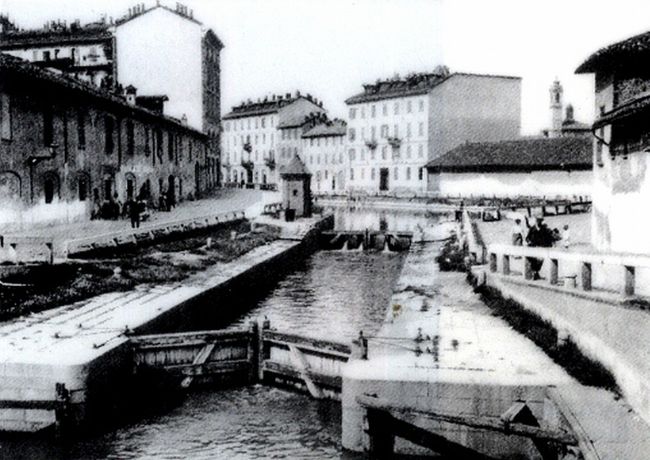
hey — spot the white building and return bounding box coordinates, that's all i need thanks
[221,92,326,187]
[344,67,521,193]
[301,118,347,194]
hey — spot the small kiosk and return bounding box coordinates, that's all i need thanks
[280,156,312,220]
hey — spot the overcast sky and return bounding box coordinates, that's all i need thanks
[3,0,650,135]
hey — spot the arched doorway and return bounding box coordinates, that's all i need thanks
[124,172,136,200]
[42,172,60,204]
[77,172,90,201]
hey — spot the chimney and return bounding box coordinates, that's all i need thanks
[125,85,137,105]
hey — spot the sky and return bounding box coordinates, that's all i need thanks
[3,0,650,135]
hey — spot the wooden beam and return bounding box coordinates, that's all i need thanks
[288,344,323,399]
[181,342,216,388]
[356,395,577,445]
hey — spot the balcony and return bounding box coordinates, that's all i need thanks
[365,139,378,150]
[243,142,252,153]
[265,157,276,170]
[387,137,402,149]
[241,160,254,171]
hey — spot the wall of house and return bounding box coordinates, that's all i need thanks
[0,73,207,226]
[115,8,203,130]
[302,134,346,194]
[427,169,592,199]
[346,95,429,193]
[429,74,521,160]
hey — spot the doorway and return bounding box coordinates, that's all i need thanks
[379,168,389,191]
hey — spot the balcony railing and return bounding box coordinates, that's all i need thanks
[265,157,276,170]
[387,137,401,149]
[243,142,252,153]
[241,160,254,171]
[365,139,378,150]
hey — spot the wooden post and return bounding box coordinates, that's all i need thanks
[549,258,558,285]
[489,253,497,272]
[525,257,534,280]
[581,262,592,291]
[257,318,270,382]
[54,382,70,438]
[502,254,510,276]
[624,265,635,296]
[248,321,259,383]
[45,242,54,265]
[367,408,395,460]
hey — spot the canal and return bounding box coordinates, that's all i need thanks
[0,207,445,460]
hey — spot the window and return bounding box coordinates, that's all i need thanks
[394,124,399,137]
[371,168,375,180]
[144,127,151,155]
[76,108,85,148]
[78,176,88,201]
[350,168,354,180]
[168,133,174,161]
[394,167,399,180]
[349,128,356,141]
[126,120,134,155]
[381,125,389,138]
[382,104,387,116]
[1,94,11,140]
[418,144,424,158]
[261,117,266,128]
[43,106,53,146]
[418,122,424,136]
[371,105,376,118]
[104,116,114,154]
[394,102,399,115]
[418,168,423,180]
[419,99,425,112]
[43,50,51,61]
[371,126,376,140]
[361,107,365,119]
[156,129,163,158]
[406,167,411,180]
[381,146,387,160]
[406,123,411,138]
[349,108,357,119]
[349,148,356,161]
[406,145,411,159]
[407,100,412,113]
[44,176,55,203]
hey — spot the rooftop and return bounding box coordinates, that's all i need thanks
[0,20,111,48]
[426,137,592,172]
[223,92,323,121]
[0,53,205,137]
[302,119,347,138]
[576,29,650,73]
[345,67,520,105]
[280,155,310,176]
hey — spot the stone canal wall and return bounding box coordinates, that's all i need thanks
[0,214,333,433]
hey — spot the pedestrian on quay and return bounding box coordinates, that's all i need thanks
[126,197,140,228]
[511,218,525,246]
[526,217,553,279]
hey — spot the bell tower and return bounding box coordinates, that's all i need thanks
[549,79,563,138]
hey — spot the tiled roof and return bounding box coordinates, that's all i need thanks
[116,4,201,27]
[593,92,650,129]
[426,137,592,172]
[576,30,650,73]
[302,120,347,138]
[223,97,300,120]
[345,71,520,104]
[0,53,205,137]
[0,24,111,48]
[280,155,310,176]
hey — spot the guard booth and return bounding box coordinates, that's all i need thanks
[280,155,312,220]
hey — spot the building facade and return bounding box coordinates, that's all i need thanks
[0,3,223,188]
[0,54,209,227]
[577,30,650,253]
[221,92,326,187]
[301,118,347,194]
[344,68,521,193]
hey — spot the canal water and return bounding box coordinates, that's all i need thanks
[0,207,444,460]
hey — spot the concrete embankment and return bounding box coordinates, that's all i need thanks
[341,242,576,458]
[0,214,332,433]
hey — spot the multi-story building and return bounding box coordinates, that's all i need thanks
[0,2,223,188]
[221,92,325,187]
[0,53,209,226]
[344,67,521,193]
[301,117,347,194]
[0,17,114,87]
[577,30,650,253]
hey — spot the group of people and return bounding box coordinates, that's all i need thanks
[511,216,570,280]
[91,194,149,228]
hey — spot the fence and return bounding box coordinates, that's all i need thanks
[487,243,650,298]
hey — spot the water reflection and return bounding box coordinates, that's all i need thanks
[328,206,449,233]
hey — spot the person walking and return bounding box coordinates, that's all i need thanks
[511,218,525,246]
[561,224,571,249]
[126,197,140,228]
